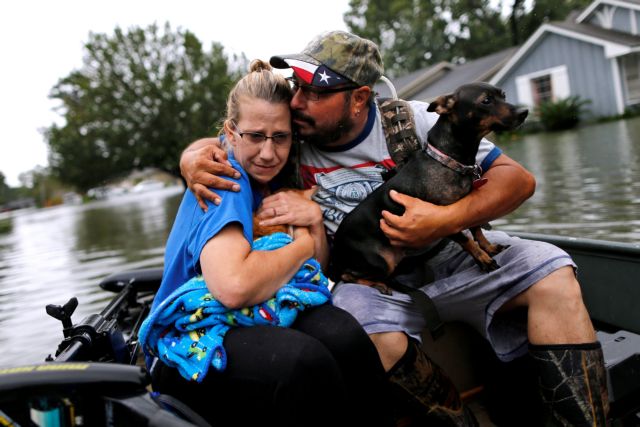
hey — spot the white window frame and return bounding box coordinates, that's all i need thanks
[515,65,571,108]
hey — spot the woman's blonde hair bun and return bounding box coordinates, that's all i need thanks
[249,59,272,73]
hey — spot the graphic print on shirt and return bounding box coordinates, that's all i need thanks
[302,163,388,234]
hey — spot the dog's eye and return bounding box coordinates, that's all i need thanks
[481,96,493,105]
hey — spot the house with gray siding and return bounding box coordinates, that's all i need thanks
[378,0,640,120]
[491,0,640,118]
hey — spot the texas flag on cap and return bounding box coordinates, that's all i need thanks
[284,59,347,87]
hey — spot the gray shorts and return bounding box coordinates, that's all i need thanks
[332,231,576,362]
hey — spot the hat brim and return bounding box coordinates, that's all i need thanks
[270,53,320,69]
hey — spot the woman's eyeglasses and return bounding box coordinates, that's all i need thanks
[287,77,358,102]
[231,122,291,146]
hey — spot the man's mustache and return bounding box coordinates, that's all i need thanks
[292,111,315,126]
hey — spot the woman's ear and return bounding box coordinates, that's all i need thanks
[223,120,237,146]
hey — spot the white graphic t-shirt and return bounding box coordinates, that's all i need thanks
[299,100,502,235]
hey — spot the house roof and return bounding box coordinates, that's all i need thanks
[410,47,518,101]
[374,62,453,99]
[554,20,640,46]
[577,0,640,23]
[374,47,517,102]
[490,21,640,84]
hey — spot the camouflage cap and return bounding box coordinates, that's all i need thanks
[270,30,383,88]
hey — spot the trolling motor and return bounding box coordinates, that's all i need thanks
[46,297,78,331]
[46,289,129,363]
[45,267,163,363]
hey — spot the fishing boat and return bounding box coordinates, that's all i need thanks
[0,232,638,426]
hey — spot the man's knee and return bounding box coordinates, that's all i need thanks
[524,266,585,307]
[370,331,408,372]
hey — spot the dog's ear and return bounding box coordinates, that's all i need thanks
[427,94,455,115]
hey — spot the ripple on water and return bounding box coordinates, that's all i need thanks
[0,187,180,367]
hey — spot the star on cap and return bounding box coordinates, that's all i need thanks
[311,65,345,87]
[318,70,331,85]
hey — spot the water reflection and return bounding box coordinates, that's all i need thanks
[0,186,184,367]
[495,117,640,242]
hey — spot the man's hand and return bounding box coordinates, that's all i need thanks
[379,154,536,249]
[380,190,454,248]
[258,187,328,267]
[180,138,242,211]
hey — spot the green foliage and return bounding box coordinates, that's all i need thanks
[45,23,237,193]
[449,0,512,61]
[0,217,10,234]
[537,96,591,131]
[0,172,25,206]
[0,172,9,205]
[514,0,592,45]
[346,0,452,76]
[10,167,68,207]
[344,0,590,76]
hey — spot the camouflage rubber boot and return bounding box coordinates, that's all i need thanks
[529,342,609,426]
[387,339,478,427]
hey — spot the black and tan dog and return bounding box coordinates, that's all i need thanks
[330,82,528,285]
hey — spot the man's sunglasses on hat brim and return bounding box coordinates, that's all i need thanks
[286,77,360,101]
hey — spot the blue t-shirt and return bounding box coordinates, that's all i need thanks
[152,156,262,312]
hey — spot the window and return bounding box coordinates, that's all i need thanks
[515,66,570,108]
[531,74,553,105]
[622,54,640,104]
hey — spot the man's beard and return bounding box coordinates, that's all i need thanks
[293,101,355,148]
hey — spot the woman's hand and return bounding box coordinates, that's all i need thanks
[256,188,322,228]
[180,138,242,210]
[201,224,314,309]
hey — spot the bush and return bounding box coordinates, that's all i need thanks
[0,218,11,234]
[537,96,591,131]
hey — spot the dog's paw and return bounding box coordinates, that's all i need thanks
[478,258,500,272]
[486,243,510,256]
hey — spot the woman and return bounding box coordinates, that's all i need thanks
[145,60,391,427]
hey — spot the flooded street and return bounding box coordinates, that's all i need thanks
[494,116,640,242]
[0,187,182,367]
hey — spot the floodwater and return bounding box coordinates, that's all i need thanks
[0,117,639,367]
[493,116,640,242]
[0,187,182,367]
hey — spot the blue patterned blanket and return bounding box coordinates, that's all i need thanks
[139,232,331,382]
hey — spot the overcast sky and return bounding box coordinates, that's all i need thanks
[0,0,350,186]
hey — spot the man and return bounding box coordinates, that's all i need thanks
[180,31,608,426]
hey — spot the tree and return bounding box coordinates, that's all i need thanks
[345,0,455,77]
[448,0,512,63]
[45,23,237,193]
[345,0,512,76]
[0,172,10,205]
[514,0,592,45]
[344,0,591,76]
